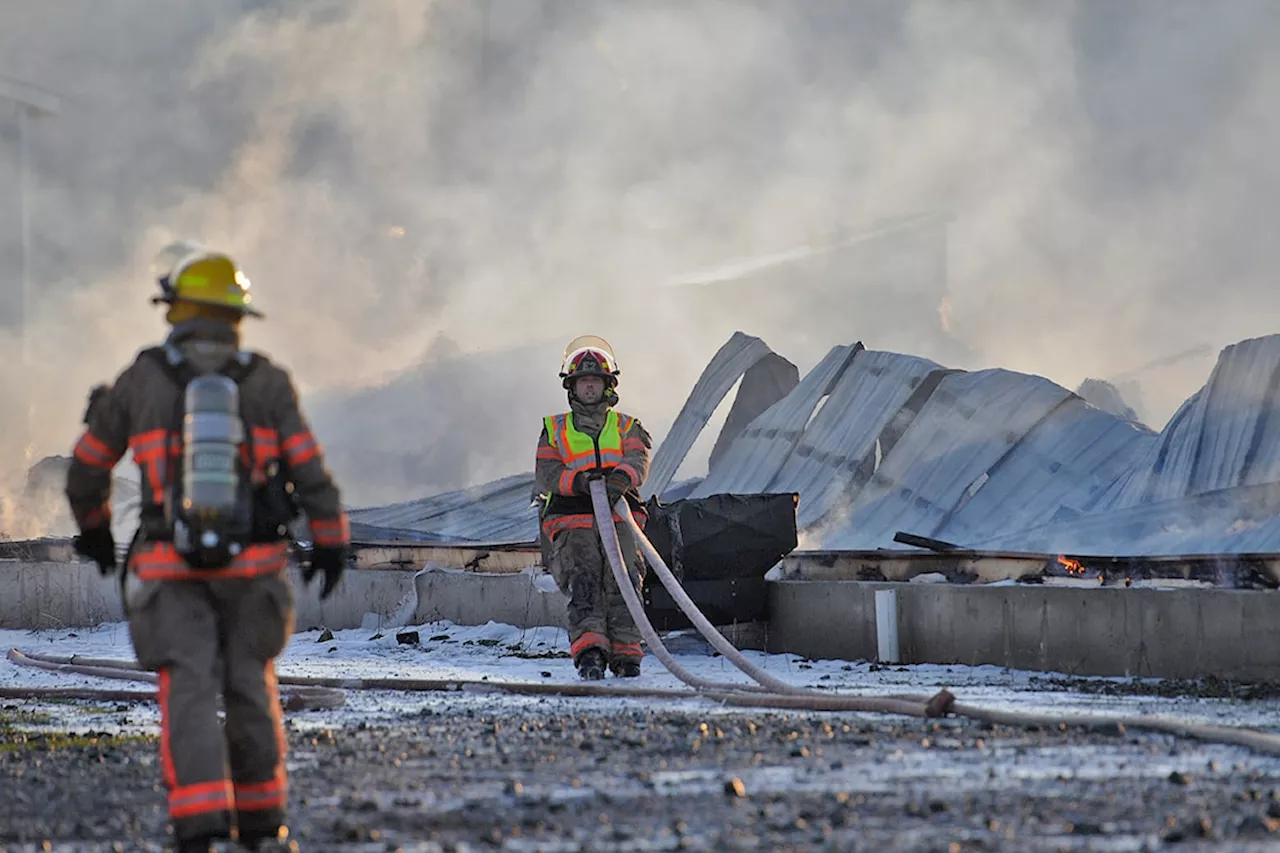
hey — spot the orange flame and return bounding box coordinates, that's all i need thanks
[1057,555,1085,576]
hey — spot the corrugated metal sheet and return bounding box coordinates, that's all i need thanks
[705,353,800,473]
[821,369,1073,550]
[972,482,1280,556]
[689,344,861,498]
[348,472,540,545]
[772,350,942,528]
[935,398,1156,545]
[640,332,776,500]
[1100,336,1280,509]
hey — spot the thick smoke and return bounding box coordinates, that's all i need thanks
[0,0,1277,512]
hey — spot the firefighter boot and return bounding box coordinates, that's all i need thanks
[610,656,641,678]
[575,647,607,681]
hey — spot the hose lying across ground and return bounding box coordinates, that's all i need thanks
[4,481,1280,755]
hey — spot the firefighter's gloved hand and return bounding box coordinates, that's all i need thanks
[304,546,347,600]
[73,527,117,576]
[605,470,631,507]
[572,470,604,497]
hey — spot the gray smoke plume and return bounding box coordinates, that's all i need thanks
[0,0,1276,511]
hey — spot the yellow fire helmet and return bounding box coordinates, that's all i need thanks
[149,240,263,318]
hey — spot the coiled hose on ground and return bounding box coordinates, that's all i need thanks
[4,481,1280,755]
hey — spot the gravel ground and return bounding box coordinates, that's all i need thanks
[5,697,1280,852]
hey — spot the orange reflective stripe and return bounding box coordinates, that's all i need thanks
[157,669,177,789]
[234,785,286,811]
[234,661,289,812]
[129,428,168,458]
[615,464,640,487]
[282,431,319,466]
[141,458,165,502]
[73,431,120,469]
[611,642,643,659]
[571,632,609,657]
[268,661,288,795]
[310,515,349,547]
[234,771,287,811]
[252,426,281,455]
[555,417,571,453]
[542,514,593,538]
[536,445,559,460]
[132,542,288,581]
[169,778,233,818]
[542,507,644,540]
[129,428,171,500]
[557,469,577,495]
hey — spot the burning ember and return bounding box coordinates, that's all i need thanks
[1057,555,1086,576]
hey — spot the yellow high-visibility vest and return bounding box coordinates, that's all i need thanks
[543,411,628,471]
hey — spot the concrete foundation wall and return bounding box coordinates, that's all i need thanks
[288,567,419,632]
[413,567,567,629]
[0,561,564,633]
[769,581,1280,680]
[0,560,126,629]
[10,562,1280,681]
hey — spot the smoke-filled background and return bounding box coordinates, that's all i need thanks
[0,0,1277,520]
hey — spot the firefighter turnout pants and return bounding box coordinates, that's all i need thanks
[546,522,644,663]
[127,572,294,841]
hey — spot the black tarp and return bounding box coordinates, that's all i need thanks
[641,492,798,630]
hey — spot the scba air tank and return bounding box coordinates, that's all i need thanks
[176,374,247,567]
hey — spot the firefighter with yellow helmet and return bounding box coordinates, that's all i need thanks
[65,241,349,853]
[535,336,653,680]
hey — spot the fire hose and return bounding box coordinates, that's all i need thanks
[6,481,1280,754]
[587,481,1280,756]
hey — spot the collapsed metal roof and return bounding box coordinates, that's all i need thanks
[352,332,1280,555]
[348,473,539,544]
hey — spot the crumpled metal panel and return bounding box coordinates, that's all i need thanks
[348,472,540,544]
[972,482,1280,556]
[641,332,776,500]
[770,350,941,529]
[821,369,1074,550]
[706,352,801,473]
[690,344,861,499]
[935,397,1156,545]
[1101,336,1280,508]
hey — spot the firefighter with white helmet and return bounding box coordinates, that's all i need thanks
[535,336,653,680]
[66,240,349,852]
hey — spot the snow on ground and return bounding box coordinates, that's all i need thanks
[4,619,1280,736]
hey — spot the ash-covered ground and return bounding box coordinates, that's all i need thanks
[3,622,1280,852]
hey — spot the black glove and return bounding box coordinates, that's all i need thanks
[73,527,117,576]
[572,470,604,497]
[303,545,347,600]
[605,470,631,507]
